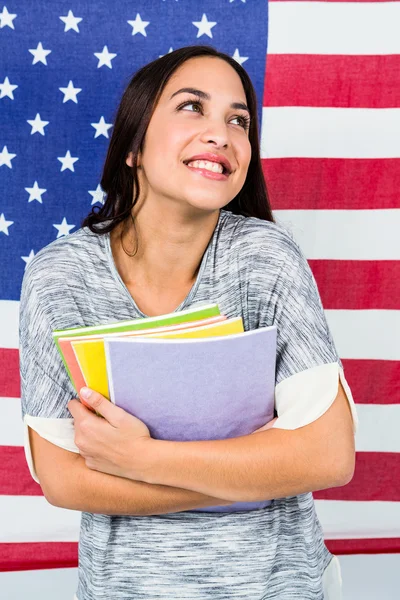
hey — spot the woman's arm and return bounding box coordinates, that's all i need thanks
[29,428,233,515]
[141,379,356,502]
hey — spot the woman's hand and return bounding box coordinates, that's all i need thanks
[68,387,153,481]
[251,417,278,434]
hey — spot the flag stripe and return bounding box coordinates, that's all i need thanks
[0,301,19,349]
[314,453,400,501]
[324,310,400,361]
[0,348,20,397]
[264,54,400,108]
[0,447,42,496]
[309,261,400,310]
[262,158,400,210]
[0,402,393,452]
[3,304,400,357]
[0,398,24,447]
[2,432,400,497]
[314,500,400,539]
[342,359,400,406]
[0,495,397,545]
[2,538,400,573]
[262,107,400,159]
[0,542,78,573]
[325,538,400,556]
[0,496,81,543]
[268,1,400,55]
[273,210,400,260]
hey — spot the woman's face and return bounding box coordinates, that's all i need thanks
[126,56,252,215]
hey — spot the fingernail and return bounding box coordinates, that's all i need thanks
[80,387,92,400]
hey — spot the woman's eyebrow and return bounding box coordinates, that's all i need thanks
[169,87,250,115]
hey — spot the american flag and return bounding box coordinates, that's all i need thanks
[0,0,398,574]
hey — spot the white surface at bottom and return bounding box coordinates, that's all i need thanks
[0,554,398,599]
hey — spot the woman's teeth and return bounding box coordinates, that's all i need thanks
[186,160,224,174]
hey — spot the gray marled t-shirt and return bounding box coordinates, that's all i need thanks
[20,208,342,599]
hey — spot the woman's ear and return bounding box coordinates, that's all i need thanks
[126,152,134,167]
[126,151,141,168]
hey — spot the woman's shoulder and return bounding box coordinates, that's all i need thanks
[22,226,105,293]
[223,210,302,269]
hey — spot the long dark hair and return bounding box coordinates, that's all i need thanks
[81,45,274,235]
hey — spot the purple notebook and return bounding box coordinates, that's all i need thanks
[104,325,277,513]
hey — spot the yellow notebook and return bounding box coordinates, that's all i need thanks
[72,317,244,399]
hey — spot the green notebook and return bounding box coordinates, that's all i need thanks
[52,302,221,383]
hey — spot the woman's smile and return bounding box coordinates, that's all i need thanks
[183,161,230,181]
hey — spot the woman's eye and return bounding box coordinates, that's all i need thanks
[180,101,202,113]
[178,101,249,130]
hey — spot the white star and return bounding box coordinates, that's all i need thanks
[27,113,49,135]
[192,14,217,38]
[0,213,13,235]
[230,0,246,3]
[232,48,248,66]
[127,13,150,37]
[0,6,17,29]
[59,80,82,104]
[89,184,106,206]
[22,250,35,266]
[25,181,47,203]
[59,10,82,33]
[94,45,117,69]
[0,76,18,99]
[53,217,75,238]
[28,42,52,66]
[57,150,79,172]
[159,47,174,58]
[0,145,16,168]
[91,116,113,139]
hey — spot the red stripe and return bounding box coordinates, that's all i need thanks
[309,260,400,311]
[1,538,398,572]
[0,348,20,397]
[2,360,399,412]
[3,444,399,501]
[326,538,400,555]
[0,542,78,572]
[264,55,400,108]
[0,446,43,495]
[3,356,399,411]
[262,158,400,210]
[314,453,400,502]
[341,359,400,406]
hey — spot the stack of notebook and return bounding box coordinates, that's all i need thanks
[53,302,277,513]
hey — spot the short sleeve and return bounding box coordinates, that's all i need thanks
[19,261,79,483]
[271,237,358,434]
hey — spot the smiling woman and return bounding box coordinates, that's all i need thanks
[20,45,355,600]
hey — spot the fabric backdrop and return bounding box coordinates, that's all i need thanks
[0,0,398,572]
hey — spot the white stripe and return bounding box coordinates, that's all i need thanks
[2,556,400,600]
[355,404,400,453]
[268,1,400,55]
[2,397,400,453]
[0,300,19,348]
[0,496,80,543]
[315,500,400,539]
[273,209,400,260]
[0,397,23,446]
[325,310,400,361]
[261,107,400,159]
[1,305,400,363]
[1,496,398,543]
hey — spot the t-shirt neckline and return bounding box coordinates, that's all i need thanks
[103,210,225,319]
